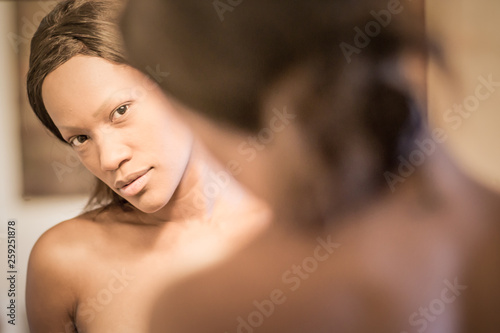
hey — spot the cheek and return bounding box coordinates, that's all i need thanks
[148,110,193,149]
[77,149,109,183]
[177,110,236,161]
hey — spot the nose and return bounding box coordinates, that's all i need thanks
[98,133,132,171]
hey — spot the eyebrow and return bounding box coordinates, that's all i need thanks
[91,87,137,118]
[58,125,84,131]
[91,95,118,118]
[56,97,114,132]
[58,88,136,131]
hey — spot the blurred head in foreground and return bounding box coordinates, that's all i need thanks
[120,3,500,333]
[121,2,497,333]
[121,0,428,228]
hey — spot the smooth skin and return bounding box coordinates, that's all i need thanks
[26,55,270,333]
[146,67,500,333]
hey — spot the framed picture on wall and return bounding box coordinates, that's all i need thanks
[12,0,93,198]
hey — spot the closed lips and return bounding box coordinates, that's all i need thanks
[115,168,151,189]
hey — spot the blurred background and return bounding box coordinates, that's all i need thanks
[1,2,90,332]
[427,0,500,192]
[1,0,500,332]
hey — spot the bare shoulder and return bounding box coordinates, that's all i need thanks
[150,217,456,333]
[30,209,104,264]
[27,208,109,292]
[149,228,315,332]
[26,210,105,332]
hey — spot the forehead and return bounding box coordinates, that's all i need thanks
[42,55,142,121]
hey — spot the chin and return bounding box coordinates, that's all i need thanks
[133,201,167,214]
[132,193,171,214]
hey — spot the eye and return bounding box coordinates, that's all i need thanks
[111,104,130,121]
[68,135,88,148]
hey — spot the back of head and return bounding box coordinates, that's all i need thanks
[122,0,428,223]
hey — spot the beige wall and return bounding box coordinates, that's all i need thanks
[0,3,87,332]
[427,0,500,191]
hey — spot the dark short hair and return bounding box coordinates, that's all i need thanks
[27,0,130,210]
[121,0,429,225]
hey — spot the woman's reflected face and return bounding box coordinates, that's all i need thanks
[42,55,193,213]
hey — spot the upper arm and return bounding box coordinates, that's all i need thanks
[26,225,79,333]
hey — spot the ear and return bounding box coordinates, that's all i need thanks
[256,65,332,215]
